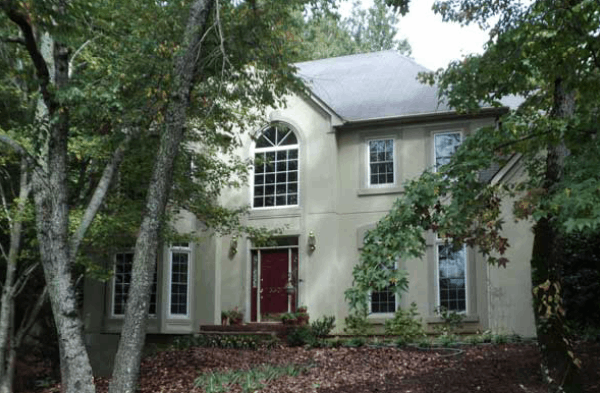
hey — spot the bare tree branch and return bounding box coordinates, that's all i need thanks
[13,262,39,298]
[0,35,25,45]
[0,180,10,226]
[14,286,47,348]
[1,4,55,111]
[0,135,28,158]
[68,37,96,78]
[69,132,134,263]
[0,242,7,264]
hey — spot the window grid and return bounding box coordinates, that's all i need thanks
[437,243,466,312]
[170,250,189,316]
[434,132,462,171]
[113,252,157,316]
[371,285,396,313]
[253,124,299,208]
[368,139,394,186]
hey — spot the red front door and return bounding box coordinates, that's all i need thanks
[251,249,298,321]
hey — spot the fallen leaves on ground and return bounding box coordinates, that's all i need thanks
[31,342,600,393]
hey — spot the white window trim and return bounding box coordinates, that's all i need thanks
[366,137,396,188]
[168,243,191,319]
[434,239,469,315]
[250,124,300,210]
[110,251,158,319]
[432,130,463,172]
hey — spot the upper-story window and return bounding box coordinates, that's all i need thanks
[368,139,395,187]
[253,123,299,208]
[433,131,462,171]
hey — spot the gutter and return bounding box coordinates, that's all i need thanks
[334,107,509,131]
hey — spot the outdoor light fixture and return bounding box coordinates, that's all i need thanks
[229,235,238,257]
[307,231,316,252]
[285,279,296,295]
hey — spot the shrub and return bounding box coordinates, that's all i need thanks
[434,306,465,335]
[326,338,344,348]
[464,335,482,345]
[181,334,276,350]
[384,302,425,342]
[286,326,315,347]
[344,311,372,335]
[344,337,366,347]
[492,334,508,344]
[310,316,336,337]
[417,337,431,348]
[438,334,458,347]
[394,337,407,347]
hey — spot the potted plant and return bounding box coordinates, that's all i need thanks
[230,307,244,325]
[227,307,244,325]
[280,312,297,325]
[221,311,229,326]
[297,305,308,313]
[296,312,310,326]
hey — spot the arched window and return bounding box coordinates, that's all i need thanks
[253,123,299,208]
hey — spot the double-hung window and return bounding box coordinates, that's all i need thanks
[432,130,467,312]
[433,131,462,171]
[370,262,398,314]
[169,243,191,317]
[253,124,299,208]
[371,285,397,314]
[112,252,157,317]
[436,241,467,312]
[368,139,395,186]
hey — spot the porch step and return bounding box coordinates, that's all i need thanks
[200,322,288,335]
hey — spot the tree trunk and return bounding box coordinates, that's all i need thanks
[108,1,215,392]
[30,38,96,393]
[0,158,30,391]
[531,78,581,392]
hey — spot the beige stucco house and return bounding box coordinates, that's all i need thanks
[83,50,536,369]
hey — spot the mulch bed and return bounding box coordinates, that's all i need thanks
[26,342,600,392]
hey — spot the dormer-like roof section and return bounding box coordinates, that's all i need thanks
[295,50,450,122]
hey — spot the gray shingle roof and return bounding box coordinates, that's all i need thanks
[295,50,451,122]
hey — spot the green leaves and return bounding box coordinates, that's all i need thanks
[292,0,411,62]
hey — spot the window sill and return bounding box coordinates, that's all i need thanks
[357,187,404,197]
[249,207,301,219]
[367,313,395,325]
[166,316,192,324]
[425,315,479,324]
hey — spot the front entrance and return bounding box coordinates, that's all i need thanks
[251,245,298,322]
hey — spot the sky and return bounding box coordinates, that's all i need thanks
[339,0,491,71]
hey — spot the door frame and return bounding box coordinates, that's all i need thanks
[250,242,299,322]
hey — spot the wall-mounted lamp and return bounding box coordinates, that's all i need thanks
[229,235,238,257]
[307,231,316,252]
[285,280,296,295]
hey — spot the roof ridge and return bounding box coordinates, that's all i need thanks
[295,49,405,66]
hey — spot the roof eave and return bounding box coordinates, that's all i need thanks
[334,107,509,131]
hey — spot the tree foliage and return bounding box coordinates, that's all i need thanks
[347,1,600,390]
[0,0,338,392]
[294,0,410,61]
